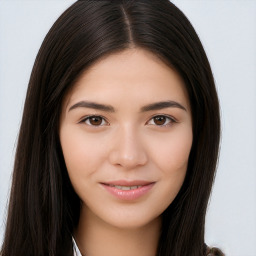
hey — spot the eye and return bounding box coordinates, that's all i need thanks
[80,115,109,126]
[147,115,176,126]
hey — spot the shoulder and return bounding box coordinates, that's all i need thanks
[206,247,225,256]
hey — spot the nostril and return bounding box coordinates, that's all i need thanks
[108,147,147,168]
[108,129,148,168]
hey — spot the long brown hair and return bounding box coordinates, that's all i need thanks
[1,1,222,255]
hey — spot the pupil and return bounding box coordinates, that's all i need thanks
[154,116,166,125]
[90,116,102,125]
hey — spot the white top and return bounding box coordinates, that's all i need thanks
[72,237,83,256]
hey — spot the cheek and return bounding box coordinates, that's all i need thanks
[152,128,192,174]
[59,126,105,185]
[150,127,192,203]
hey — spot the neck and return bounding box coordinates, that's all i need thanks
[74,206,161,256]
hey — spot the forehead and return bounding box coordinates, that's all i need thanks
[64,48,190,111]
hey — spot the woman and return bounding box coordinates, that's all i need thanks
[1,1,224,255]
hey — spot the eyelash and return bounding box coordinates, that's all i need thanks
[79,115,109,126]
[79,114,177,127]
[146,115,177,127]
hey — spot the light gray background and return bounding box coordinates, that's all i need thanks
[0,1,255,255]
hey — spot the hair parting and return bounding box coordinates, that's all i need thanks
[1,1,223,255]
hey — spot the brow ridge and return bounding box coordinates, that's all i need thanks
[68,100,186,113]
[68,101,115,112]
[140,101,187,112]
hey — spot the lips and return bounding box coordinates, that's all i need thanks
[100,180,155,200]
[108,185,142,190]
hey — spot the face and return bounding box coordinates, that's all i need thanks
[59,48,193,229]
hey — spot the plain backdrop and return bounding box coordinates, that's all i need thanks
[0,1,256,255]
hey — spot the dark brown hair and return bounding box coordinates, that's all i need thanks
[1,1,223,255]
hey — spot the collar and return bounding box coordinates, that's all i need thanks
[72,237,83,256]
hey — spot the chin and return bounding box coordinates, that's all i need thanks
[106,215,161,230]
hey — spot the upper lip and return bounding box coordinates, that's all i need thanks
[101,180,154,186]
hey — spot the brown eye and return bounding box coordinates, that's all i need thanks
[153,116,167,125]
[147,115,175,126]
[83,116,108,126]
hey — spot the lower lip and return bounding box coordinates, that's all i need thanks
[101,183,155,201]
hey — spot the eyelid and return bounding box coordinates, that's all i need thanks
[78,114,177,127]
[146,114,178,126]
[79,115,109,126]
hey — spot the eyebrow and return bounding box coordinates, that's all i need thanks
[68,100,187,112]
[69,101,115,112]
[140,100,187,112]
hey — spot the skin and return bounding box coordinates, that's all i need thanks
[59,48,193,256]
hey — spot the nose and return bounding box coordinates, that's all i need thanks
[108,126,148,169]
